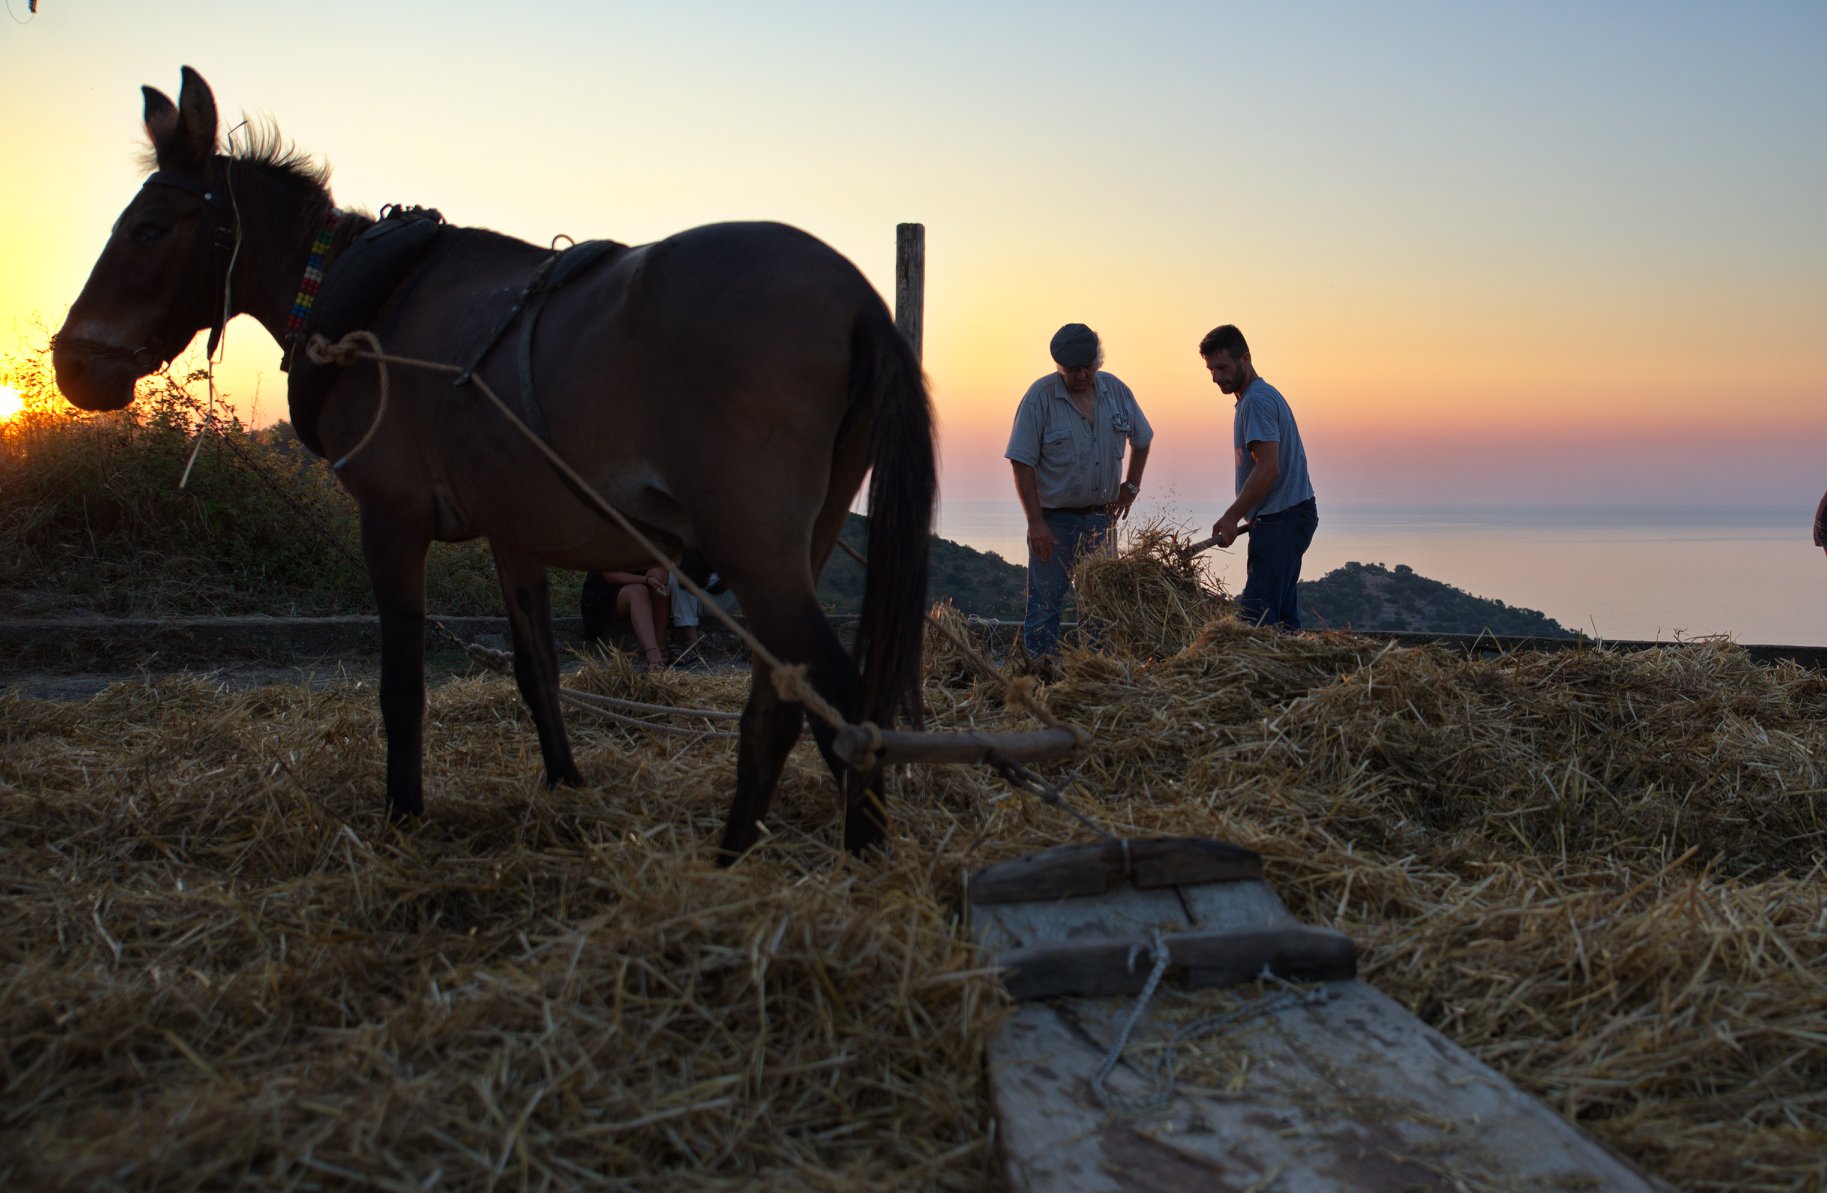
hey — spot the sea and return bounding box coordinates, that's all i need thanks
[933,500,1826,648]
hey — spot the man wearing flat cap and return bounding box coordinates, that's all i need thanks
[1005,323,1153,666]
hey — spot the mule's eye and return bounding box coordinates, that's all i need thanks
[133,221,170,245]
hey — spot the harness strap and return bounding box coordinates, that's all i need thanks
[143,166,237,360]
[455,237,625,443]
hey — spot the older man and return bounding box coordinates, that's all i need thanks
[1005,322,1152,665]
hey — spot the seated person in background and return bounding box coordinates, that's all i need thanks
[580,564,673,672]
[669,548,741,652]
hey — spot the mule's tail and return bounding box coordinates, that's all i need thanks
[853,310,936,731]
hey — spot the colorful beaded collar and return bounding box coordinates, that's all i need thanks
[284,210,342,347]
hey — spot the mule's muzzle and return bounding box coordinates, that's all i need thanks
[51,338,152,412]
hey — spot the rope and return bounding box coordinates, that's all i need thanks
[834,533,1100,826]
[468,641,742,734]
[1089,953,1334,1114]
[558,691,739,740]
[559,689,740,721]
[834,536,1088,744]
[304,332,1113,818]
[306,332,866,740]
[1088,930,1175,1111]
[148,376,750,741]
[316,331,394,471]
[983,751,1114,842]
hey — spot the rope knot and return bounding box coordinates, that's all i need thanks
[465,642,513,674]
[769,662,815,704]
[306,331,373,367]
[847,720,886,771]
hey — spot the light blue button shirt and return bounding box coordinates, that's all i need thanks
[1006,372,1153,509]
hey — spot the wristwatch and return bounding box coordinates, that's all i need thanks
[1120,481,1141,497]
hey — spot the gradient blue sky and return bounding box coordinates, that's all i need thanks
[4,1,1823,513]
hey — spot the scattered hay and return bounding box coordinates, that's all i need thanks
[5,572,1827,1188]
[1072,522,1230,660]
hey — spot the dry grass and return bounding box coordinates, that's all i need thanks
[6,549,1827,1190]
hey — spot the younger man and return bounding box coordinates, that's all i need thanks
[1202,324,1316,629]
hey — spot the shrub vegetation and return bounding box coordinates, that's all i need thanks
[1,347,1031,623]
[0,349,563,618]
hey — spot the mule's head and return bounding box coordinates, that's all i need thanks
[54,66,231,411]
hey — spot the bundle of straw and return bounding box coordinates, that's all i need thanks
[1071,522,1231,660]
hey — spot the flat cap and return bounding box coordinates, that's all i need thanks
[1049,323,1100,368]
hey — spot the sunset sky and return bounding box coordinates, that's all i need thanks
[3,1,1822,518]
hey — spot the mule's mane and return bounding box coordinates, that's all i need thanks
[229,116,330,189]
[137,114,331,193]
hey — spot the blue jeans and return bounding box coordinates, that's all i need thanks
[1239,498,1318,630]
[1023,509,1111,658]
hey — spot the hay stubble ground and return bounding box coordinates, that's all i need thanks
[4,575,1827,1190]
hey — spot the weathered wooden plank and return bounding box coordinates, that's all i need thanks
[971,872,1303,978]
[1172,875,1300,935]
[969,837,1263,904]
[987,979,1665,1192]
[974,885,1192,957]
[972,843,1665,1191]
[996,925,1357,1001]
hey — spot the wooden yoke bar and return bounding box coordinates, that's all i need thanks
[830,724,1083,770]
[971,837,1264,902]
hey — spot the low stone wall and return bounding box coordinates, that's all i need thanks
[3,615,1821,674]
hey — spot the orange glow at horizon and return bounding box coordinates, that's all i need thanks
[0,384,23,423]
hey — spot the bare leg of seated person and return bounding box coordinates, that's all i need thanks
[615,584,670,672]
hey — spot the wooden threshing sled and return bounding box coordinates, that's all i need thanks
[967,836,1666,1192]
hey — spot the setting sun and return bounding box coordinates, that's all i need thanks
[0,384,23,422]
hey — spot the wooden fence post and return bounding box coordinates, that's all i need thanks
[895,222,924,362]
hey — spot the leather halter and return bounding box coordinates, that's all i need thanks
[142,164,238,360]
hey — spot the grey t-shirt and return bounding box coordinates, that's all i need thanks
[1233,378,1314,517]
[1005,372,1153,509]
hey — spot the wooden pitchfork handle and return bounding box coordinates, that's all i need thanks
[1179,524,1251,558]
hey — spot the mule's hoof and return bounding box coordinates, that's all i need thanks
[716,822,760,866]
[714,840,754,868]
[842,817,892,860]
[846,835,895,863]
[386,796,424,823]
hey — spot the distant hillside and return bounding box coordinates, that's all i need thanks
[818,513,1027,619]
[816,519,1573,638]
[1300,561,1575,638]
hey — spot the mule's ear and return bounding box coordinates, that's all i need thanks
[143,84,182,165]
[172,67,220,170]
[143,68,217,172]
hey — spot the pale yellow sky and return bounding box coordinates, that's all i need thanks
[4,1,1823,510]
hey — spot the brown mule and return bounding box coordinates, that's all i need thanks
[52,67,935,860]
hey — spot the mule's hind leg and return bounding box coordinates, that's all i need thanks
[363,514,433,821]
[719,660,809,861]
[491,547,584,789]
[718,590,875,861]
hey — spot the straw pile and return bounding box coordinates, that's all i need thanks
[1070,521,1231,660]
[5,557,1827,1189]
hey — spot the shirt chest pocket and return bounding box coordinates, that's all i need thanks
[1042,427,1073,451]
